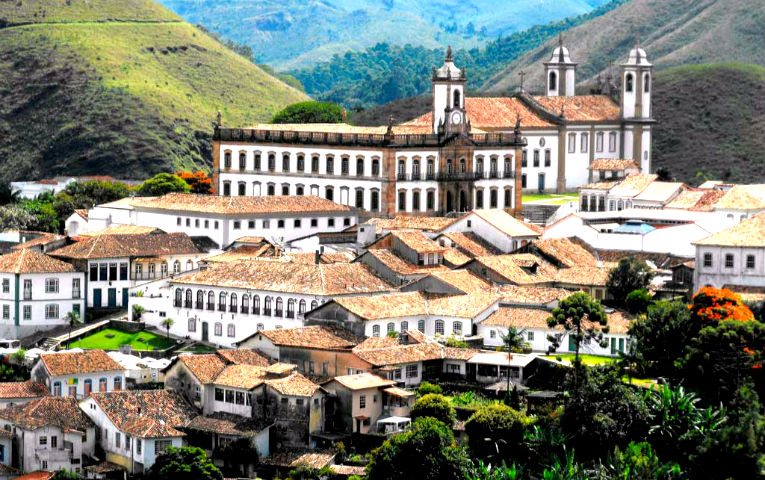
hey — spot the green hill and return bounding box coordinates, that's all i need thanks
[482,0,765,93]
[0,0,308,181]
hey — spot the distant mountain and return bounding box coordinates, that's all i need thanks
[157,0,613,70]
[482,0,765,93]
[352,64,765,186]
[0,0,308,182]
[290,0,628,108]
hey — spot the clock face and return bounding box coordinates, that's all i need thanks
[451,111,463,125]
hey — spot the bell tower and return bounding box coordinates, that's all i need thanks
[544,34,577,97]
[620,43,654,173]
[432,46,468,136]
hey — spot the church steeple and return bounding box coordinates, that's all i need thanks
[431,46,468,135]
[544,34,577,97]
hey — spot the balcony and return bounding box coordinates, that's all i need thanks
[173,300,182,308]
[195,301,204,310]
[72,289,81,299]
[229,305,237,313]
[218,303,226,312]
[275,309,283,317]
[207,302,215,311]
[263,308,271,316]
[23,290,32,300]
[184,300,192,309]
[240,305,249,314]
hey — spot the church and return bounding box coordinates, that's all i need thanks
[212,39,654,216]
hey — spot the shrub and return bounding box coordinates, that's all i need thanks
[465,404,533,459]
[417,382,443,396]
[271,101,344,124]
[411,394,456,426]
[625,289,653,314]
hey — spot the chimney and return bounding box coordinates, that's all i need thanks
[315,249,321,265]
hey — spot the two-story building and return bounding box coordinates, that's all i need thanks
[0,249,86,339]
[30,350,125,398]
[50,232,203,309]
[0,396,96,474]
[322,373,399,435]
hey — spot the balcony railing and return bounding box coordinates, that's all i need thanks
[72,289,81,299]
[241,305,249,314]
[207,302,215,310]
[229,305,237,313]
[218,303,226,311]
[253,307,260,315]
[275,309,283,317]
[263,308,271,316]
[195,301,204,310]
[23,290,32,300]
[174,299,182,308]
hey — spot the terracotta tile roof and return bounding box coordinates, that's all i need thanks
[555,265,610,287]
[442,248,472,267]
[588,159,639,171]
[265,363,298,375]
[10,233,65,251]
[176,354,227,383]
[665,190,709,210]
[608,173,659,198]
[633,182,684,203]
[354,336,403,350]
[364,248,450,275]
[439,232,501,258]
[130,193,353,215]
[277,252,355,264]
[714,185,765,211]
[203,245,273,264]
[51,232,200,259]
[74,209,88,220]
[212,364,268,390]
[261,449,335,469]
[498,285,573,305]
[332,291,498,320]
[698,180,724,189]
[694,213,765,247]
[12,472,55,480]
[76,225,161,238]
[579,181,618,190]
[533,95,621,123]
[330,465,367,476]
[257,326,358,350]
[0,396,94,432]
[231,236,267,244]
[39,350,122,376]
[405,97,555,129]
[89,390,196,438]
[531,238,599,268]
[470,209,540,238]
[363,216,457,234]
[443,346,482,361]
[483,307,632,334]
[353,342,445,366]
[266,373,321,397]
[0,380,48,399]
[391,230,446,254]
[215,349,269,367]
[330,373,395,391]
[84,461,125,475]
[185,412,269,436]
[173,261,392,295]
[471,254,557,286]
[426,270,493,294]
[0,249,76,274]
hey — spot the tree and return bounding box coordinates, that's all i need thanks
[593,442,682,480]
[19,192,59,232]
[177,171,213,194]
[627,301,695,377]
[132,304,146,322]
[625,288,653,314]
[52,470,84,480]
[136,173,191,197]
[162,318,175,339]
[688,287,755,324]
[465,404,533,460]
[410,393,456,426]
[546,291,608,365]
[367,417,472,480]
[65,311,82,349]
[501,327,528,353]
[271,101,344,124]
[52,180,131,224]
[0,205,36,230]
[147,446,222,480]
[606,257,654,305]
[0,182,20,205]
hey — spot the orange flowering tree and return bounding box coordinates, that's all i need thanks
[688,287,755,325]
[177,171,213,195]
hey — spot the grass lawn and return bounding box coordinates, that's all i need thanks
[69,328,176,351]
[543,354,618,366]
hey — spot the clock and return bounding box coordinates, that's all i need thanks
[451,111,463,125]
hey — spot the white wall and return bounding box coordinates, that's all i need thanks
[695,245,765,290]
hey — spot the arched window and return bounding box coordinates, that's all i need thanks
[341,156,349,175]
[311,300,319,310]
[476,156,483,173]
[387,322,395,333]
[53,381,61,396]
[453,321,463,335]
[355,188,364,209]
[325,186,334,202]
[184,289,192,308]
[238,182,246,196]
[372,158,380,176]
[372,325,380,337]
[427,158,435,176]
[287,299,295,318]
[214,323,222,336]
[435,320,445,335]
[490,156,498,175]
[223,151,232,169]
[207,291,215,310]
[625,73,634,92]
[447,159,453,174]
[98,378,107,393]
[549,71,557,91]
[252,295,260,314]
[299,299,307,314]
[297,154,305,171]
[282,153,290,172]
[617,199,624,211]
[239,152,246,170]
[173,261,180,274]
[356,157,364,176]
[504,156,512,174]
[114,377,122,391]
[459,158,466,173]
[229,293,237,312]
[174,288,182,307]
[644,73,650,92]
[264,296,272,316]
[453,89,461,107]
[412,159,420,176]
[296,185,304,196]
[268,153,276,171]
[398,160,405,175]
[326,155,334,174]
[275,297,283,316]
[196,290,204,309]
[227,324,235,338]
[267,183,275,196]
[222,182,231,196]
[371,190,380,211]
[241,295,249,313]
[218,292,227,311]
[418,319,425,332]
[401,321,409,332]
[84,379,92,395]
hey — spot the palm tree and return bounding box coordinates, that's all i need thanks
[161,318,174,339]
[132,304,145,322]
[501,327,528,395]
[65,311,82,349]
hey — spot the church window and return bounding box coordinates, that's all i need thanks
[476,189,484,209]
[453,89,461,108]
[311,155,319,173]
[521,174,527,188]
[596,132,604,152]
[567,134,576,153]
[326,155,334,174]
[544,149,551,167]
[356,157,364,176]
[426,190,435,210]
[254,152,261,170]
[533,150,540,167]
[609,132,617,152]
[341,156,349,175]
[625,73,634,93]
[222,182,231,196]
[268,153,276,171]
[223,151,231,169]
[521,151,527,167]
[297,154,305,171]
[504,188,512,208]
[412,190,421,211]
[581,133,589,153]
[239,152,246,170]
[371,190,380,211]
[282,153,290,172]
[644,73,651,92]
[398,190,406,212]
[489,189,498,208]
[325,186,334,202]
[372,158,380,175]
[237,182,246,196]
[355,189,364,208]
[460,158,466,173]
[549,71,557,91]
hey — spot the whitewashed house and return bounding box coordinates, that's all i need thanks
[0,381,48,409]
[437,209,540,252]
[30,350,125,398]
[0,249,86,339]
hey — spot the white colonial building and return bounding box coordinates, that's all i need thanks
[30,350,125,398]
[0,249,86,338]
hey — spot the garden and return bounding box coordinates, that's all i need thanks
[68,327,177,351]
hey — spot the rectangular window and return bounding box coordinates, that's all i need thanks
[528,331,534,341]
[120,263,128,281]
[398,191,406,212]
[533,150,540,167]
[215,388,224,401]
[45,278,58,294]
[1,279,7,293]
[89,264,97,281]
[310,219,318,228]
[154,440,172,455]
[359,395,366,408]
[99,264,107,281]
[137,439,142,455]
[40,436,47,446]
[426,191,435,210]
[521,150,527,167]
[609,132,617,152]
[235,391,245,405]
[544,150,551,167]
[596,133,604,152]
[233,221,241,230]
[23,305,31,321]
[568,133,576,153]
[248,220,255,229]
[225,390,234,403]
[406,364,418,378]
[263,220,270,229]
[72,278,81,299]
[115,432,121,449]
[109,263,117,281]
[45,304,59,319]
[703,253,713,268]
[2,305,8,320]
[725,254,734,268]
[746,255,756,269]
[328,218,335,228]
[581,133,589,153]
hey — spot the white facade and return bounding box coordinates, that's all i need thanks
[694,245,765,290]
[0,423,95,474]
[478,323,630,357]
[30,364,125,399]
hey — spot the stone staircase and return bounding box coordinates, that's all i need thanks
[39,337,61,350]
[522,204,561,225]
